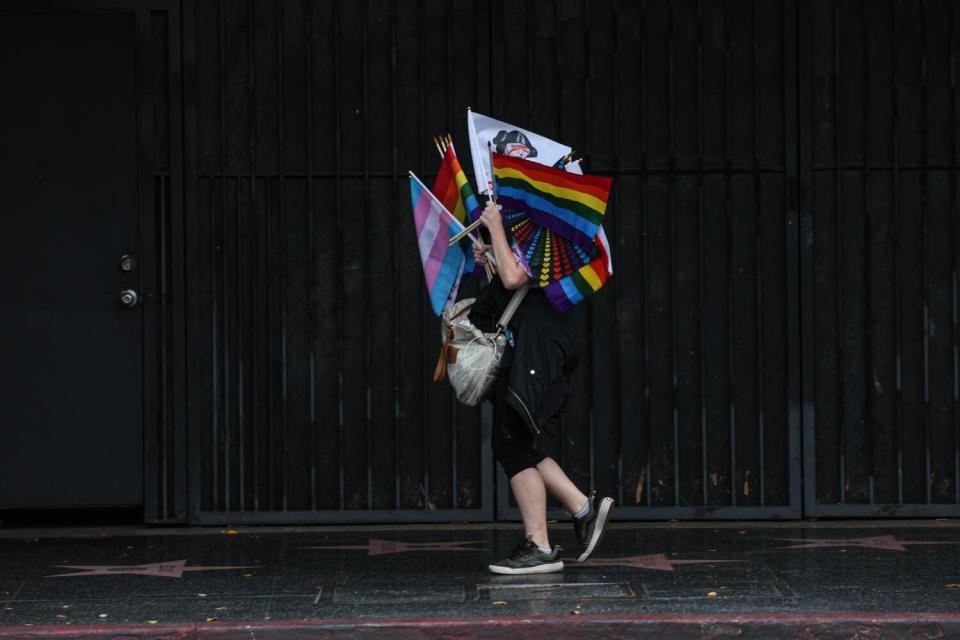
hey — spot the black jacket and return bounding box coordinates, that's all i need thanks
[468,278,580,436]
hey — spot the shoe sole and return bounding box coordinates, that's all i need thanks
[487,560,565,575]
[577,497,614,563]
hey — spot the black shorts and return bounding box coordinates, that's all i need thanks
[491,371,547,479]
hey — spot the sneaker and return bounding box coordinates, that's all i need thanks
[488,537,564,575]
[573,491,615,562]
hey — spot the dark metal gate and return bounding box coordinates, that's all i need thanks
[490,0,802,520]
[173,0,959,524]
[799,0,960,517]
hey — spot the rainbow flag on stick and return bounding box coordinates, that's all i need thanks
[432,144,483,226]
[409,172,469,316]
[494,153,612,251]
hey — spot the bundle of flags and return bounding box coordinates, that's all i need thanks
[409,111,614,316]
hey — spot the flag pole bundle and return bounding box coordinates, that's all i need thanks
[408,110,614,316]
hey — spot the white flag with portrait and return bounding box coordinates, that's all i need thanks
[466,109,573,196]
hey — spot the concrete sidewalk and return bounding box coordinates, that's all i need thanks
[1,520,959,637]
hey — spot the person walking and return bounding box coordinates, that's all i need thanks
[469,200,614,575]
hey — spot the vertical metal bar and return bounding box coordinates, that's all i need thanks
[584,0,596,496]
[833,0,844,504]
[921,0,932,506]
[669,0,680,506]
[218,0,229,512]
[363,0,372,510]
[305,0,317,512]
[334,0,345,510]
[248,0,260,513]
[418,0,428,509]
[238,0,254,514]
[697,0,708,506]
[753,0,765,507]
[862,0,874,504]
[133,7,161,518]
[528,0,535,126]
[392,0,401,510]
[893,0,904,505]
[236,169,244,512]
[798,0,821,516]
[641,0,652,506]
[166,0,189,522]
[951,0,960,505]
[555,0,567,474]
[277,0,290,511]
[724,0,736,508]
[160,175,169,516]
[447,0,457,510]
[614,0,625,510]
[783,0,804,517]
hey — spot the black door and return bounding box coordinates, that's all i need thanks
[0,12,144,507]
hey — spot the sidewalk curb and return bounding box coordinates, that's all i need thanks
[3,612,960,639]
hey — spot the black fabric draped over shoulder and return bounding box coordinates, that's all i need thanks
[467,277,580,436]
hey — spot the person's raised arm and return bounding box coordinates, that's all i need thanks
[479,201,532,290]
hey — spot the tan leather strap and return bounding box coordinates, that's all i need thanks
[433,326,456,383]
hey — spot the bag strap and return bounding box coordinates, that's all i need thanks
[496,283,531,331]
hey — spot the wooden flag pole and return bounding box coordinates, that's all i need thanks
[448,218,484,245]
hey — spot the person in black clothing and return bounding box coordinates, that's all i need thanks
[469,200,614,575]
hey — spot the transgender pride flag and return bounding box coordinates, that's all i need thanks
[409,174,469,316]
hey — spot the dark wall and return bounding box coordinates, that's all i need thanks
[800,0,960,515]
[177,0,960,524]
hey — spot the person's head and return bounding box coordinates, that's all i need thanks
[492,130,538,159]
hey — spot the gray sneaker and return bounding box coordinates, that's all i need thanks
[488,538,564,575]
[573,491,615,562]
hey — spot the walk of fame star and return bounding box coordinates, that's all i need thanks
[45,559,258,578]
[301,539,486,556]
[774,534,960,552]
[574,553,740,572]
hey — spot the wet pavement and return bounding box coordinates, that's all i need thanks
[1,520,959,637]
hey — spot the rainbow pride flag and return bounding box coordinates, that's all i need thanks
[409,175,467,316]
[542,229,612,313]
[493,153,612,251]
[432,145,482,226]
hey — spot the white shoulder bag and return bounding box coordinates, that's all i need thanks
[432,284,531,406]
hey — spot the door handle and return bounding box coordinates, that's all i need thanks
[120,289,139,308]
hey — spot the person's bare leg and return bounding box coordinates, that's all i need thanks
[536,457,589,515]
[510,468,550,549]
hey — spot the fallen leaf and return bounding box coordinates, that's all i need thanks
[707,591,718,598]
[492,600,507,606]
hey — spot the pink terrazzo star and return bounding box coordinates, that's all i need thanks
[301,539,486,556]
[576,553,740,572]
[774,534,960,552]
[46,558,258,578]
